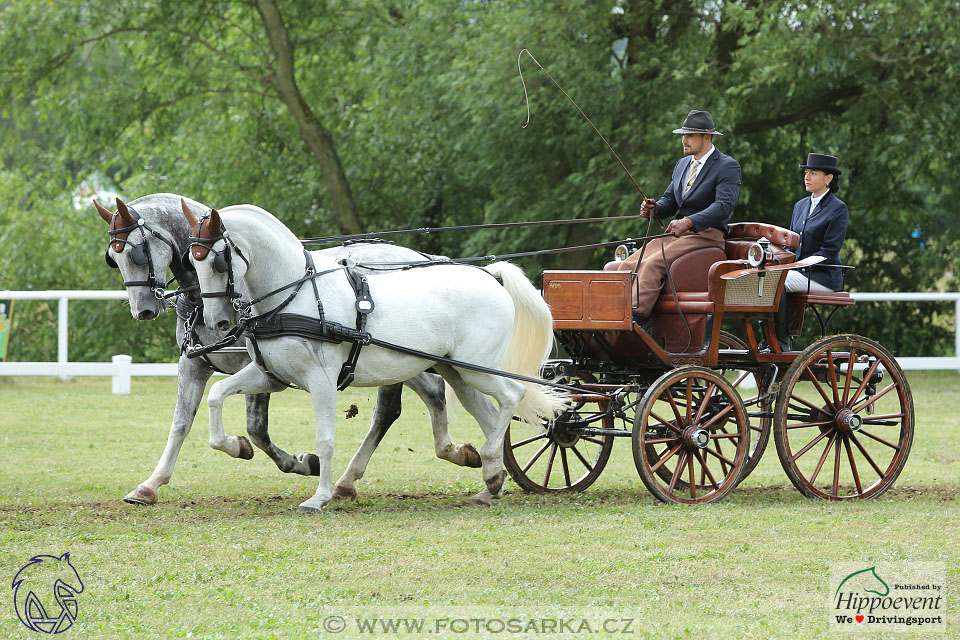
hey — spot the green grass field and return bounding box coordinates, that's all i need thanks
[1,372,957,638]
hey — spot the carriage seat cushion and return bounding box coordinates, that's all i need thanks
[727,222,799,250]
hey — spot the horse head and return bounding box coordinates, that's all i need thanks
[12,553,84,633]
[181,200,245,332]
[95,196,173,320]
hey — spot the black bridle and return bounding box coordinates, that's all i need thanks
[105,205,178,299]
[185,214,251,310]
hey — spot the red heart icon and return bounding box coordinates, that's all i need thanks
[855,615,864,623]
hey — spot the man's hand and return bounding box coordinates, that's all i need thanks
[639,198,658,219]
[665,217,695,237]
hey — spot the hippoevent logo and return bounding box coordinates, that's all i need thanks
[11,553,84,634]
[830,562,945,632]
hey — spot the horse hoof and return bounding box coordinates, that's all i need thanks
[297,504,322,514]
[332,485,357,500]
[468,495,492,507]
[485,469,507,497]
[123,485,158,506]
[459,444,482,468]
[237,436,254,460]
[298,452,321,476]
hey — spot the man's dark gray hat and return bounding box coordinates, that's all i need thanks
[672,110,723,135]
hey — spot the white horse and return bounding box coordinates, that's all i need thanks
[96,194,479,505]
[181,201,567,510]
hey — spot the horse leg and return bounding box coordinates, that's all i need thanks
[124,356,212,505]
[298,383,338,513]
[333,382,402,500]
[207,363,283,459]
[436,365,523,507]
[406,372,481,469]
[244,393,320,476]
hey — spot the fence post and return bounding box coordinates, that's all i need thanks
[112,354,132,394]
[956,299,960,374]
[57,296,69,381]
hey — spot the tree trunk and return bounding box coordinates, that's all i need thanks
[256,0,363,234]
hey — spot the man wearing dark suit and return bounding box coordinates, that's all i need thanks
[617,110,741,319]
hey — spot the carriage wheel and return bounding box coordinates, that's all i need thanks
[633,367,749,504]
[503,401,614,493]
[717,330,772,484]
[773,334,914,500]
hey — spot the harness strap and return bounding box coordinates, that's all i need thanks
[336,261,375,390]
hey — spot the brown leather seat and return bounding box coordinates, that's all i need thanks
[787,291,855,336]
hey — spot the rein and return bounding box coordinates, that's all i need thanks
[301,213,657,245]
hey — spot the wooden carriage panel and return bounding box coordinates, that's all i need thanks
[542,270,633,330]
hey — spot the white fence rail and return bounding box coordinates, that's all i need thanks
[0,290,958,393]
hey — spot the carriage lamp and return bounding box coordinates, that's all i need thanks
[747,237,773,268]
[614,244,630,262]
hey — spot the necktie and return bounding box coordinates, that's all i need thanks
[684,158,700,194]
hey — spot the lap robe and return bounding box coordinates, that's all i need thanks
[616,228,725,316]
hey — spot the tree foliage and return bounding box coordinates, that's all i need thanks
[1,0,957,361]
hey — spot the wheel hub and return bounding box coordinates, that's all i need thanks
[835,408,862,434]
[682,426,710,450]
[550,415,582,448]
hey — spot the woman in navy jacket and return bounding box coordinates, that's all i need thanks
[786,153,848,292]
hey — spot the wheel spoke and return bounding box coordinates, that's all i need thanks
[803,363,837,412]
[849,433,886,478]
[570,444,595,471]
[847,357,882,409]
[692,382,717,426]
[787,419,834,429]
[852,383,897,413]
[688,453,696,499]
[542,443,558,486]
[560,447,572,487]
[512,432,548,449]
[709,432,743,440]
[792,428,831,462]
[649,444,682,473]
[790,393,832,415]
[842,346,857,405]
[521,441,552,473]
[646,437,681,445]
[827,350,841,407]
[650,411,684,435]
[832,434,842,495]
[668,451,687,494]
[730,370,750,387]
[581,436,606,446]
[686,379,693,423]
[844,436,864,494]
[665,389,685,426]
[808,431,837,484]
[694,450,721,490]
[858,428,901,450]
[703,446,735,468]
[699,403,735,431]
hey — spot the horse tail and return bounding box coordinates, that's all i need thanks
[484,262,569,425]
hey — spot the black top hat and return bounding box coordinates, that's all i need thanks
[799,153,841,175]
[672,110,723,135]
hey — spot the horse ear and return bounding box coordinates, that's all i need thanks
[180,198,199,234]
[115,197,135,227]
[94,199,113,224]
[207,208,222,238]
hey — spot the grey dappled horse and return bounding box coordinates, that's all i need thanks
[98,193,478,505]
